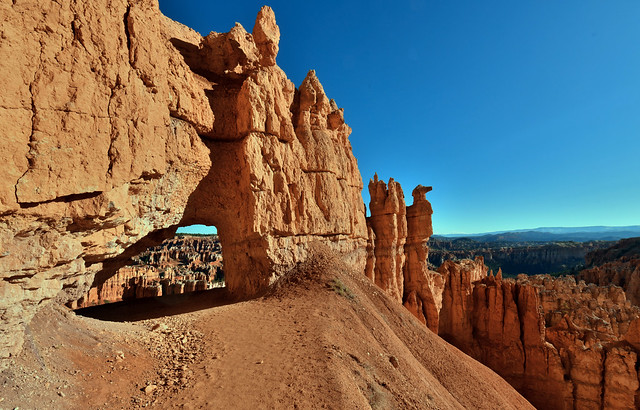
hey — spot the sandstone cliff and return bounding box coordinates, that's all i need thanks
[0,2,366,364]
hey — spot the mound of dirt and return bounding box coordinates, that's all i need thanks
[0,246,532,409]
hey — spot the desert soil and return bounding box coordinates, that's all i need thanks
[0,250,533,409]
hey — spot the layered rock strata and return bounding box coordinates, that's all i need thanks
[0,2,366,364]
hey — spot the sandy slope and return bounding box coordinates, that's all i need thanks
[0,248,533,409]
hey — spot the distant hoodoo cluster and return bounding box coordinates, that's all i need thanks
[71,235,225,308]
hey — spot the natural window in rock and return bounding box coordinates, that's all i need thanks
[72,226,224,309]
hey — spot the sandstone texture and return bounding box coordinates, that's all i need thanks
[580,237,640,306]
[0,2,366,365]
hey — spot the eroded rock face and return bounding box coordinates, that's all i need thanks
[0,2,366,365]
[0,0,212,363]
[366,175,407,303]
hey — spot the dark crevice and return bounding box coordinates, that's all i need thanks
[15,48,41,204]
[3,273,36,282]
[301,169,336,175]
[105,84,117,178]
[19,190,102,208]
[514,284,528,373]
[70,15,87,51]
[71,18,78,42]
[123,5,132,62]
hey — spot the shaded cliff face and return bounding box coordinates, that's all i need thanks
[0,2,366,364]
[580,237,640,306]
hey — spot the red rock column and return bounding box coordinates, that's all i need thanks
[366,174,406,303]
[402,185,442,332]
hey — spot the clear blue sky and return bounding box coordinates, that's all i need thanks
[162,0,640,235]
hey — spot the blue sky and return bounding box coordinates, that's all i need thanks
[162,1,640,235]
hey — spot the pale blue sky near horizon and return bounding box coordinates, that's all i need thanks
[161,0,640,235]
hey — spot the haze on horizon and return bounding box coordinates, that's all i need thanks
[160,0,640,235]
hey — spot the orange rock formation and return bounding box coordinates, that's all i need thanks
[365,178,640,409]
[366,177,443,332]
[0,3,365,363]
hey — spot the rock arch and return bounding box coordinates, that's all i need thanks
[0,2,366,364]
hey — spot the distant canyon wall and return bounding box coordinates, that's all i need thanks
[0,1,366,365]
[429,240,607,276]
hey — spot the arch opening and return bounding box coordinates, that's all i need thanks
[72,225,224,310]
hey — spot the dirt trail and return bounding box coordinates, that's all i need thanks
[0,250,533,409]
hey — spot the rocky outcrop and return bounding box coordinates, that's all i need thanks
[580,237,640,306]
[0,2,366,365]
[363,177,640,408]
[403,185,443,332]
[366,175,407,303]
